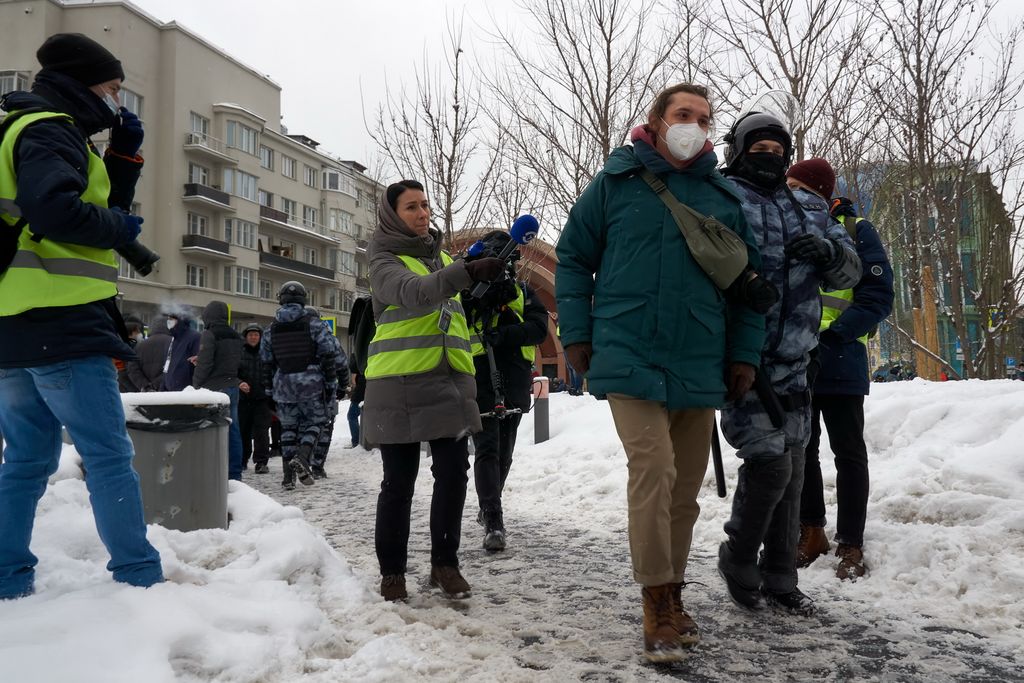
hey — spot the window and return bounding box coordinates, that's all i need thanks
[302,205,318,229]
[0,71,30,94]
[282,155,296,179]
[329,208,353,234]
[120,88,143,118]
[188,163,209,185]
[235,267,256,296]
[186,264,207,288]
[259,279,273,300]
[187,213,208,236]
[224,219,256,249]
[341,290,355,312]
[223,169,258,202]
[304,165,318,188]
[281,198,298,221]
[224,265,232,291]
[189,111,209,137]
[338,250,355,275]
[259,145,274,170]
[258,189,274,207]
[225,121,259,155]
[323,169,356,196]
[118,256,138,280]
[307,289,317,307]
[272,241,296,259]
[303,246,318,265]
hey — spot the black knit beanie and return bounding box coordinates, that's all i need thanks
[37,33,124,86]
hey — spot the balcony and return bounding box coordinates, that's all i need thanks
[180,233,234,260]
[356,275,370,289]
[259,250,336,282]
[355,237,369,252]
[183,183,234,212]
[258,204,339,244]
[183,133,238,165]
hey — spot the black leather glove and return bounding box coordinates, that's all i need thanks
[482,327,505,348]
[110,107,144,157]
[465,257,506,283]
[830,197,857,220]
[785,233,836,266]
[728,269,779,314]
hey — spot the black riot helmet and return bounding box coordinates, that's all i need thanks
[723,112,793,167]
[277,280,307,306]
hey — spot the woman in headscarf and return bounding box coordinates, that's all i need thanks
[362,179,504,602]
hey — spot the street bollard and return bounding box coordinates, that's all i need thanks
[533,376,550,444]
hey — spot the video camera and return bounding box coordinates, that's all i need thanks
[116,239,160,277]
[465,214,539,300]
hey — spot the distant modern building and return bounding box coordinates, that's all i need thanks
[0,0,379,344]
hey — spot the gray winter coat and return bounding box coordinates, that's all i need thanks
[362,203,480,445]
[192,301,243,391]
[125,327,171,392]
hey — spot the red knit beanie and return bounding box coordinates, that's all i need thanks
[786,158,836,200]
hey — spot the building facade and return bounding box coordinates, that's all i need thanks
[0,0,378,344]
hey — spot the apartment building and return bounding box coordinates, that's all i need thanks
[0,0,378,341]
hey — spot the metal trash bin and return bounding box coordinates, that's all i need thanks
[123,395,231,531]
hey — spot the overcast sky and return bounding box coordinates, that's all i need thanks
[126,0,1022,176]
[126,0,516,166]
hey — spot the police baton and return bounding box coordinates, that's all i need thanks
[711,417,726,498]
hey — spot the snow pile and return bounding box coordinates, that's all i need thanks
[1,379,1022,681]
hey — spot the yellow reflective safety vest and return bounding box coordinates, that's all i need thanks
[0,110,119,316]
[364,252,475,379]
[468,285,536,363]
[819,215,867,345]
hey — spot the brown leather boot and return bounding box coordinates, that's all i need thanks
[642,584,685,662]
[796,524,830,568]
[835,544,867,580]
[380,574,407,601]
[670,582,700,647]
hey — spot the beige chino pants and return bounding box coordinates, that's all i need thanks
[608,394,714,586]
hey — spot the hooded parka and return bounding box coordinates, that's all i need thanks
[361,198,480,444]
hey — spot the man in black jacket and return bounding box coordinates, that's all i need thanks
[192,300,243,480]
[125,319,171,391]
[0,33,163,599]
[464,231,549,551]
[238,323,272,474]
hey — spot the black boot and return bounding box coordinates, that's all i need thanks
[482,507,506,552]
[761,586,816,616]
[719,456,792,611]
[291,443,315,486]
[281,462,296,490]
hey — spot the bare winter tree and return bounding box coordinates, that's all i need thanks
[863,0,1024,378]
[701,0,869,161]
[366,19,495,245]
[481,0,684,239]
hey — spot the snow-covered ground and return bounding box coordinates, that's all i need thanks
[1,380,1022,682]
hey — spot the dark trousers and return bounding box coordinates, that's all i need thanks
[375,437,470,575]
[347,400,361,446]
[800,393,869,546]
[270,413,282,452]
[238,399,272,466]
[472,414,522,514]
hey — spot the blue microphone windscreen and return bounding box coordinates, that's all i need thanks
[510,214,539,244]
[467,240,486,257]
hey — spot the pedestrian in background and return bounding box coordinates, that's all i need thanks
[192,300,244,480]
[238,322,272,474]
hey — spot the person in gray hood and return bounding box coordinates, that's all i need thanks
[364,179,505,603]
[192,300,244,480]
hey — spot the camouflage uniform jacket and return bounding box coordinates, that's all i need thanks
[259,303,338,404]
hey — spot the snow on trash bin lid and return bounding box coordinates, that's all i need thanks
[122,388,231,432]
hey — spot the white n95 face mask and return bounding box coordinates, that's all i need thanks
[166,319,177,330]
[102,93,120,115]
[661,120,707,161]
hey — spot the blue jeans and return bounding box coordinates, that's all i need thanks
[347,400,361,446]
[222,386,243,481]
[0,357,164,599]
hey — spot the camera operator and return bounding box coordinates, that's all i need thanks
[463,231,549,552]
[0,33,164,600]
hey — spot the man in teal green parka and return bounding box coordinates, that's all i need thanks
[556,83,766,662]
